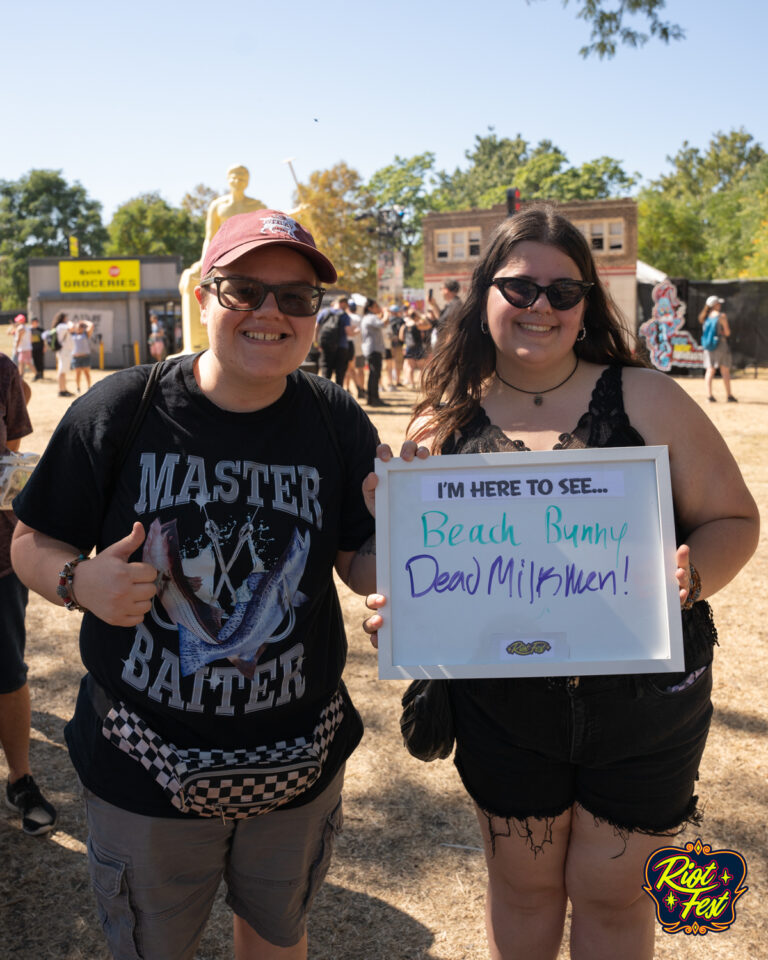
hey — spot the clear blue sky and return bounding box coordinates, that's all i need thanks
[6,0,767,220]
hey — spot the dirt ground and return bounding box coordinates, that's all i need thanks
[1,366,766,960]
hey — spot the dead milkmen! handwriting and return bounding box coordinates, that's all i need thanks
[404,553,630,601]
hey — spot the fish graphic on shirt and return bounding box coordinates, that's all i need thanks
[144,518,310,676]
[178,527,310,676]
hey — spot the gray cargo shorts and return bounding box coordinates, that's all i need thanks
[82,767,344,960]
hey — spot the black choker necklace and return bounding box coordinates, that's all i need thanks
[496,358,579,405]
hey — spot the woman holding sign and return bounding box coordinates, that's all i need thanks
[363,206,759,960]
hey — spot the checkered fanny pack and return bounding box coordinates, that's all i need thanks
[99,690,344,820]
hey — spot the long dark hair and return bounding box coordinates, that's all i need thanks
[412,204,644,451]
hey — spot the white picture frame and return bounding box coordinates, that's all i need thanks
[375,447,684,680]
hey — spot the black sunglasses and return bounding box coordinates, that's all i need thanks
[200,276,325,316]
[490,277,593,311]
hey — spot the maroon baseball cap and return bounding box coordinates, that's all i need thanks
[201,209,337,283]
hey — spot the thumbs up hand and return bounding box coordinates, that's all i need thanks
[74,522,159,627]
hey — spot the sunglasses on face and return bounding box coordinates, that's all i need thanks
[490,277,594,311]
[200,276,325,316]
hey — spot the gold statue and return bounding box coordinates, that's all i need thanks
[203,166,265,256]
[179,165,266,353]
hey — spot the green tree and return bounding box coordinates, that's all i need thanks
[737,157,768,277]
[431,131,529,210]
[364,152,436,286]
[106,193,204,266]
[295,163,378,291]
[430,130,635,210]
[656,129,765,198]
[739,189,768,277]
[0,169,108,310]
[638,129,767,278]
[540,156,637,201]
[531,0,685,58]
[636,190,708,278]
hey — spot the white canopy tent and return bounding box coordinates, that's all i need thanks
[637,260,667,285]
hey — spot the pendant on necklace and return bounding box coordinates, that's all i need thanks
[534,396,543,406]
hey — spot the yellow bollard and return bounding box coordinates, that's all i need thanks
[99,341,105,370]
[133,341,140,365]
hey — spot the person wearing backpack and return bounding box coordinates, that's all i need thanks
[315,296,351,384]
[698,295,736,403]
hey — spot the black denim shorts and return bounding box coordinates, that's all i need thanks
[452,667,713,835]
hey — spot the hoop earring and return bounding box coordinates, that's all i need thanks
[576,326,587,342]
[481,319,489,335]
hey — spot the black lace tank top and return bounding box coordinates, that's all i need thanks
[442,364,644,454]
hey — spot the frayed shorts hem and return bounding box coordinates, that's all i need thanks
[471,792,703,857]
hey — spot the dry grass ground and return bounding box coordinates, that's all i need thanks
[1,366,766,959]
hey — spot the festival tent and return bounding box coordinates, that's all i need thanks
[636,260,667,285]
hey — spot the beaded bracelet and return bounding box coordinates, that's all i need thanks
[57,554,89,612]
[682,560,702,611]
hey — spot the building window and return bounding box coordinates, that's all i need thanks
[573,219,625,254]
[608,221,624,251]
[435,227,482,261]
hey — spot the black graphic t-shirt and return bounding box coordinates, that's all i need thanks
[15,356,378,816]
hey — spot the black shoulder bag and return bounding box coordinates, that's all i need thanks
[400,678,455,762]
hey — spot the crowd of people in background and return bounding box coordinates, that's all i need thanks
[312,279,747,416]
[4,311,97,397]
[313,281,464,405]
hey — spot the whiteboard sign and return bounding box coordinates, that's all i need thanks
[375,447,684,679]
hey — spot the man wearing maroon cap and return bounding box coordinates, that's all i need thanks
[12,211,380,959]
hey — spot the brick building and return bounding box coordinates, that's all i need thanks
[423,197,638,341]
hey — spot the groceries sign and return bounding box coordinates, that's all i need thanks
[59,260,141,293]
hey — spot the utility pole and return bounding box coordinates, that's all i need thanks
[283,158,300,190]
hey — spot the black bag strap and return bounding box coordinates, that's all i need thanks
[298,369,344,468]
[117,359,167,469]
[102,360,168,519]
[296,370,349,634]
